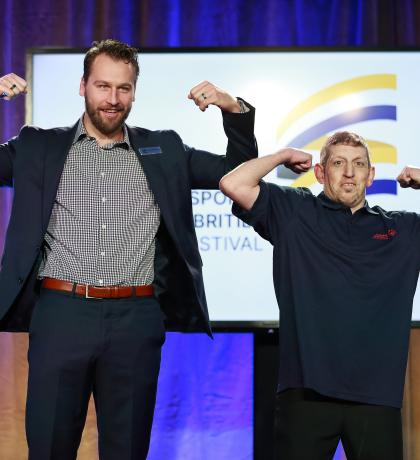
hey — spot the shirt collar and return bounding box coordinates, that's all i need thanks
[317,192,379,215]
[72,117,131,150]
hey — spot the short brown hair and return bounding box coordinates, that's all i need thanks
[83,39,140,83]
[320,131,371,167]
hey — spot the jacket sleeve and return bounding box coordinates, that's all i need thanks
[180,99,258,190]
[0,138,16,187]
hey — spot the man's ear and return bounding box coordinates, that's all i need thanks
[79,77,86,97]
[366,166,376,188]
[314,163,325,185]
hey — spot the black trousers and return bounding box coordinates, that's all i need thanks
[26,288,166,460]
[275,389,403,460]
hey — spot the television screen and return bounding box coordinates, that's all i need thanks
[28,49,420,325]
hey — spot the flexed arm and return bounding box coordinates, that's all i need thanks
[0,73,27,185]
[183,80,256,189]
[219,148,312,210]
[397,166,420,190]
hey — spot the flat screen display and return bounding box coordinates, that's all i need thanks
[28,49,420,325]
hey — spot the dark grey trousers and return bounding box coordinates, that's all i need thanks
[26,288,165,460]
[275,388,403,460]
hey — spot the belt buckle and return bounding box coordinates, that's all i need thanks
[85,284,103,300]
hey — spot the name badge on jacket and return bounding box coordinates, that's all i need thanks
[138,146,162,156]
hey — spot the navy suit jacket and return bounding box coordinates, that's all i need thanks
[0,106,257,336]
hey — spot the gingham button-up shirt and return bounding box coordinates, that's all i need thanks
[38,119,161,286]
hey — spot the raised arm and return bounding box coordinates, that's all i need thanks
[219,148,312,210]
[184,80,257,189]
[0,73,27,186]
[397,166,420,190]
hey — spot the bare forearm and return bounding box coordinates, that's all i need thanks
[219,149,298,210]
[221,149,290,188]
[220,147,312,210]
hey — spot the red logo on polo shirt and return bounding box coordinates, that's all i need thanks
[372,229,397,240]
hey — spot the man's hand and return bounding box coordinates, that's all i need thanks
[397,166,420,189]
[0,73,27,101]
[188,81,241,113]
[282,148,313,174]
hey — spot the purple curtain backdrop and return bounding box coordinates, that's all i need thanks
[149,333,253,459]
[2,1,420,459]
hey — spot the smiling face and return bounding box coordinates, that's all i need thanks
[79,53,136,141]
[314,143,375,213]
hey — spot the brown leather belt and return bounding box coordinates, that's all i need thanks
[41,278,154,299]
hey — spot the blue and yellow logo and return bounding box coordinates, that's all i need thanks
[276,74,397,195]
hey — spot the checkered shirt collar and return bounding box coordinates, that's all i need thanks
[72,117,131,150]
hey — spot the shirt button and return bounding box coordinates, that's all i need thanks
[102,197,107,203]
[100,172,105,177]
[98,279,103,285]
[101,224,107,230]
[100,251,105,256]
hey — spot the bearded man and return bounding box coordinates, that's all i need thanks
[0,39,257,459]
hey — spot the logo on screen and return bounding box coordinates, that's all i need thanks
[276,74,397,195]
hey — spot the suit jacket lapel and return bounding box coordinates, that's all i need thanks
[42,122,78,229]
[127,127,175,235]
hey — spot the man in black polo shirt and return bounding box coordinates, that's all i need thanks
[220,131,420,460]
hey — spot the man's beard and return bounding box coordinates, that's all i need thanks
[85,97,131,136]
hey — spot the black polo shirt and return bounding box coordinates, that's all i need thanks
[233,181,420,408]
